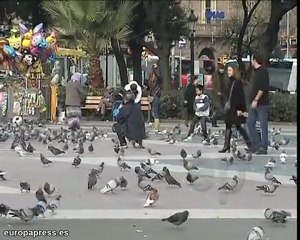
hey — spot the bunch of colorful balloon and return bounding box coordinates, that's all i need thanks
[0,23,58,78]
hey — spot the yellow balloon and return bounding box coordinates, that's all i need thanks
[21,30,32,49]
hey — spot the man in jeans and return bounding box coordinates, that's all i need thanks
[246,53,270,155]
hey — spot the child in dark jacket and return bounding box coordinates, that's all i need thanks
[183,85,210,144]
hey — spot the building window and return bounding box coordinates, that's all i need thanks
[206,0,211,24]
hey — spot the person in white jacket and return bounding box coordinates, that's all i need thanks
[124,80,142,104]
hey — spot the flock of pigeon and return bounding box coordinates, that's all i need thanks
[0,120,297,239]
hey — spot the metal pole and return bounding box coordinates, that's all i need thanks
[190,32,195,76]
[105,44,109,87]
[179,48,182,88]
[286,11,290,58]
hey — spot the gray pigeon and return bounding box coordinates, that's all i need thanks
[264,168,281,185]
[183,159,198,171]
[88,143,94,152]
[88,169,98,189]
[35,187,47,202]
[72,155,82,167]
[163,167,181,187]
[26,143,35,153]
[96,162,104,176]
[180,149,187,159]
[192,150,202,159]
[151,170,166,181]
[40,154,52,166]
[161,210,189,228]
[8,208,36,222]
[140,162,157,175]
[63,142,69,151]
[221,156,234,165]
[76,143,84,155]
[43,182,56,195]
[264,208,291,223]
[256,184,278,194]
[0,203,10,216]
[148,148,161,156]
[117,156,131,170]
[46,194,62,214]
[135,166,151,179]
[218,175,239,191]
[138,174,154,192]
[0,170,6,180]
[246,226,264,240]
[186,172,199,184]
[289,175,297,185]
[119,176,128,189]
[20,182,31,192]
[48,145,65,155]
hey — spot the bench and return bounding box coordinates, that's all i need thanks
[81,96,151,122]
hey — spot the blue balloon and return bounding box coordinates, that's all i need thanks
[39,38,47,48]
[48,53,56,61]
[4,45,16,58]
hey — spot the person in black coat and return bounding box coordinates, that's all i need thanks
[184,75,197,126]
[219,64,251,153]
[113,91,146,148]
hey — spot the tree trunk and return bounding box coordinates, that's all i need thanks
[88,54,103,88]
[258,0,297,60]
[111,38,128,88]
[158,50,171,90]
[129,40,143,86]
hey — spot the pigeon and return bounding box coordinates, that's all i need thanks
[111,138,119,145]
[47,194,62,214]
[33,200,47,218]
[20,182,31,192]
[180,149,187,159]
[8,208,36,222]
[138,175,154,192]
[163,167,181,187]
[135,166,151,179]
[63,142,69,151]
[256,184,278,194]
[144,188,159,207]
[48,145,65,155]
[264,168,281,185]
[279,137,290,146]
[218,175,239,191]
[183,159,198,171]
[96,162,104,176]
[221,156,234,165]
[264,157,276,169]
[140,162,157,175]
[246,226,264,240]
[100,178,121,194]
[264,208,291,223]
[40,154,52,166]
[0,170,6,180]
[35,187,47,202]
[211,137,218,145]
[244,153,252,161]
[161,210,189,228]
[72,155,82,167]
[289,175,297,185]
[145,158,159,166]
[192,150,202,159]
[0,203,10,217]
[268,138,280,150]
[14,145,26,156]
[151,170,166,181]
[88,169,98,189]
[114,144,120,154]
[117,156,131,171]
[119,176,128,189]
[43,182,56,195]
[76,143,84,155]
[88,143,94,152]
[26,143,35,153]
[148,148,161,156]
[186,172,199,184]
[280,151,287,163]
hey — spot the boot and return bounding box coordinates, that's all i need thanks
[154,118,160,131]
[219,128,231,153]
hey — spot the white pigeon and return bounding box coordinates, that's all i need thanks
[145,158,159,166]
[14,145,26,157]
[47,195,62,214]
[247,226,264,240]
[144,189,159,207]
[264,157,276,168]
[280,151,288,164]
[100,179,121,194]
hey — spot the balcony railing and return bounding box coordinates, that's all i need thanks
[195,23,225,37]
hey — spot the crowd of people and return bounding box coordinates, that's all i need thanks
[64,52,270,154]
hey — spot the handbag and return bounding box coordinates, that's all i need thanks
[223,81,235,114]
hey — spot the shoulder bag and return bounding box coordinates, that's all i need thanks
[223,81,235,114]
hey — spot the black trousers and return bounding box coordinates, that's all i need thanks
[187,115,208,139]
[113,122,143,145]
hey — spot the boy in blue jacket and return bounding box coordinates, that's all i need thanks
[183,84,210,144]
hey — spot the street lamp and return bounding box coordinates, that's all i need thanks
[187,9,198,76]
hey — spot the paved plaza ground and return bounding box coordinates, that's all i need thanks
[0,121,297,240]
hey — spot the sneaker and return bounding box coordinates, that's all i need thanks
[120,143,128,149]
[255,148,267,155]
[202,139,210,145]
[138,145,145,149]
[183,136,192,142]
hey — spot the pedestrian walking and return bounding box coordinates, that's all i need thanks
[65,72,87,130]
[183,84,210,144]
[219,64,251,153]
[246,53,270,154]
[183,75,197,127]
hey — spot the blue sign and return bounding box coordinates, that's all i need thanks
[178,39,186,49]
[206,10,225,20]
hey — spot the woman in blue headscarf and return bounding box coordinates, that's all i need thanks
[65,72,87,130]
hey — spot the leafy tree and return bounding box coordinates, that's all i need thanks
[42,0,135,88]
[142,0,188,90]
